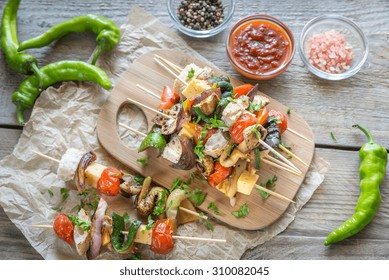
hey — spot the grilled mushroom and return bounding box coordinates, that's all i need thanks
[153,104,183,135]
[137,186,168,217]
[196,155,215,178]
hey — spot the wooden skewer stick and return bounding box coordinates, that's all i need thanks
[32,150,60,163]
[257,138,301,174]
[154,57,188,86]
[136,84,160,100]
[179,206,208,220]
[278,145,309,167]
[262,157,303,177]
[154,54,183,73]
[118,122,147,137]
[286,128,314,144]
[254,184,295,204]
[126,97,174,119]
[170,235,226,243]
[31,225,226,243]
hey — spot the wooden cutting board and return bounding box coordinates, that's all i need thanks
[96,49,315,230]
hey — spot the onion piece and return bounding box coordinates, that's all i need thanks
[74,151,97,193]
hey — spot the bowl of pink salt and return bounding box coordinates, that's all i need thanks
[299,15,368,80]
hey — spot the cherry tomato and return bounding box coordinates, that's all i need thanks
[257,107,269,126]
[53,214,74,246]
[158,86,180,110]
[229,113,258,144]
[150,219,175,255]
[97,167,123,196]
[233,83,253,98]
[194,124,217,145]
[208,162,232,188]
[268,109,288,134]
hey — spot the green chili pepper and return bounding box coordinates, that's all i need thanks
[1,0,43,80]
[12,60,112,125]
[111,212,141,253]
[138,126,167,155]
[18,14,120,65]
[217,81,234,98]
[324,124,387,246]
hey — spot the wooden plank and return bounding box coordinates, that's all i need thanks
[97,49,315,230]
[0,128,388,259]
[0,0,388,147]
[243,148,389,259]
[0,128,42,259]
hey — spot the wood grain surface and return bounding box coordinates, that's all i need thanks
[0,0,388,259]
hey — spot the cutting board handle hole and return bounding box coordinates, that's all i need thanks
[117,103,148,149]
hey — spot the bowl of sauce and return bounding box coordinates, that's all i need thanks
[226,15,295,80]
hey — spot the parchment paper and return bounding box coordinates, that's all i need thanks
[0,6,329,260]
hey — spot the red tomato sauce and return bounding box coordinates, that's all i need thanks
[230,20,292,75]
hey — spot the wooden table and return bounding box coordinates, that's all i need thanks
[1,0,388,260]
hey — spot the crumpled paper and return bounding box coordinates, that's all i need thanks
[0,6,329,260]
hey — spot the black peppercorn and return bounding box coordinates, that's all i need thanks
[177,0,225,30]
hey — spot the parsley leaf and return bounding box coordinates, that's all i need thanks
[48,188,54,197]
[60,188,69,202]
[67,215,91,231]
[231,204,249,218]
[257,175,278,199]
[144,215,155,231]
[153,189,169,215]
[207,202,224,216]
[187,67,195,79]
[190,188,207,207]
[268,115,281,124]
[248,101,262,113]
[330,131,337,142]
[52,206,62,213]
[199,212,214,231]
[137,157,149,166]
[287,108,292,115]
[134,175,145,185]
[209,115,228,129]
[194,127,207,161]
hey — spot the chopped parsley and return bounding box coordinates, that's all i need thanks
[330,131,337,142]
[267,115,281,124]
[144,215,155,231]
[189,188,207,207]
[187,67,195,79]
[209,115,228,129]
[60,188,69,202]
[199,212,214,231]
[170,178,191,194]
[231,204,249,218]
[134,175,145,185]
[52,206,62,213]
[48,188,54,197]
[257,175,278,199]
[287,108,292,115]
[67,215,91,231]
[248,101,262,113]
[207,202,224,216]
[137,157,149,166]
[153,189,169,215]
[194,127,207,161]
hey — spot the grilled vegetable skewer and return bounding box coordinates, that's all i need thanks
[32,149,207,220]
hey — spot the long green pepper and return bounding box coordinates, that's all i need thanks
[18,14,121,65]
[1,0,43,80]
[324,125,387,245]
[111,213,141,253]
[12,60,112,125]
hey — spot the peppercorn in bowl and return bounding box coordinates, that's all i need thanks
[299,15,368,80]
[168,0,235,38]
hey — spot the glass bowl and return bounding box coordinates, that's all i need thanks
[299,15,368,80]
[167,0,235,38]
[226,14,295,80]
